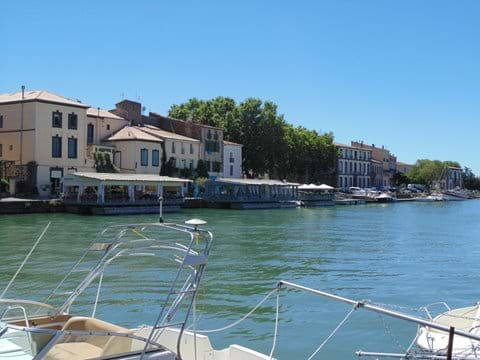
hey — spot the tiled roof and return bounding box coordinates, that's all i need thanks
[0,90,90,108]
[106,126,163,143]
[87,107,126,120]
[223,140,242,146]
[139,125,200,142]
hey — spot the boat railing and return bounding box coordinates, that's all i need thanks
[420,302,451,320]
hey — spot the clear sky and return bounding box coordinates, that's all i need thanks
[2,1,479,172]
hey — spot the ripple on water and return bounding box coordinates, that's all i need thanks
[1,202,480,358]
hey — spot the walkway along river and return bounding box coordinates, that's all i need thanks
[0,200,479,358]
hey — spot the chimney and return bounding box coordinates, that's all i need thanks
[21,85,25,99]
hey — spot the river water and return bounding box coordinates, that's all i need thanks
[1,201,480,358]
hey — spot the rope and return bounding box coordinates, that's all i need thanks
[307,303,359,360]
[1,222,51,298]
[269,289,281,360]
[196,288,279,334]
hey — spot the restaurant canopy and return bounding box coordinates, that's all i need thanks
[298,183,334,190]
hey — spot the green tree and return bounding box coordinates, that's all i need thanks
[160,157,177,177]
[168,97,338,182]
[463,167,480,190]
[406,159,462,187]
[195,159,210,178]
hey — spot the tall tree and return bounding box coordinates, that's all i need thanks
[168,97,338,182]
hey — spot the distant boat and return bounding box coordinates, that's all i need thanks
[443,190,470,201]
[417,194,444,202]
[375,193,395,203]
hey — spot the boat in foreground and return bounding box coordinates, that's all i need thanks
[0,220,270,360]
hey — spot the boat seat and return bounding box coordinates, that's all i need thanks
[44,317,133,360]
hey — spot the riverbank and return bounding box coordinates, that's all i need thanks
[1,194,477,214]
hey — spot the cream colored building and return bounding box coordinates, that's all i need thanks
[335,142,372,189]
[0,90,129,198]
[223,140,242,178]
[106,125,200,175]
[139,125,201,172]
[0,90,92,197]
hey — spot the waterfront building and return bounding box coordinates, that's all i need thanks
[0,90,94,197]
[223,140,243,178]
[63,172,190,214]
[105,125,201,175]
[441,166,463,190]
[112,100,226,179]
[351,141,397,187]
[335,142,372,189]
[397,161,413,174]
[371,159,383,187]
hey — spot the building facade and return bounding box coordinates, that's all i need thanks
[105,125,201,175]
[112,100,225,178]
[371,159,383,188]
[335,143,372,189]
[351,141,397,188]
[0,90,94,197]
[223,140,242,178]
[396,162,413,174]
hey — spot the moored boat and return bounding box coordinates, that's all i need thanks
[375,193,395,203]
[0,220,271,360]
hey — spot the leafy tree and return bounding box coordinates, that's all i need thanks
[94,152,117,173]
[160,157,177,177]
[195,159,210,178]
[463,167,480,190]
[392,172,409,187]
[406,159,463,187]
[168,97,338,182]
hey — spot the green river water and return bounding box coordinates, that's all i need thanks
[1,201,480,358]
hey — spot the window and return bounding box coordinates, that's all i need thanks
[213,161,221,172]
[152,149,159,167]
[0,114,3,128]
[52,136,62,158]
[207,130,212,139]
[182,159,186,168]
[206,161,211,171]
[172,142,176,153]
[205,140,219,152]
[189,160,193,169]
[230,165,233,176]
[190,143,194,154]
[9,145,13,151]
[68,113,78,129]
[106,124,110,130]
[140,149,148,166]
[213,131,218,140]
[181,143,185,154]
[68,137,77,158]
[87,124,94,144]
[0,144,2,157]
[229,152,234,163]
[52,111,62,128]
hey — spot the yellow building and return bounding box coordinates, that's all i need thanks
[0,89,132,197]
[105,125,201,175]
[0,90,92,197]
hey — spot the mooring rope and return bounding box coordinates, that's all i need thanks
[307,303,359,360]
[195,287,280,334]
[269,289,281,359]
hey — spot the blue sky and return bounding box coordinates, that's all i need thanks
[2,1,479,172]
